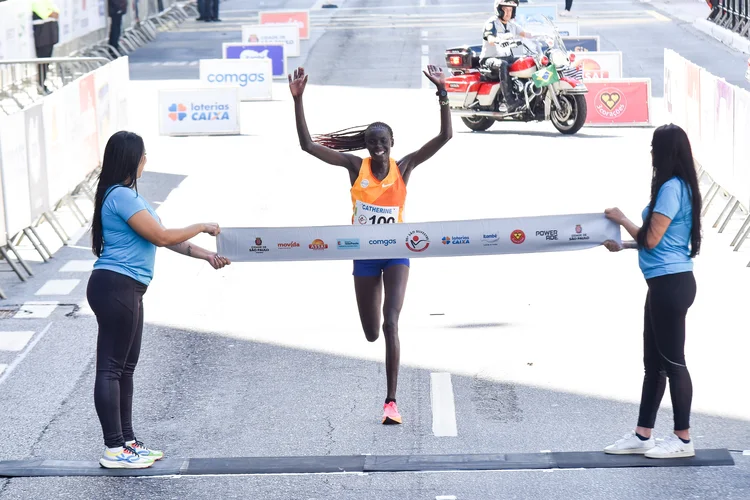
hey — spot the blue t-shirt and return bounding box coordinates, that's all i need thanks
[93,185,160,286]
[638,177,694,280]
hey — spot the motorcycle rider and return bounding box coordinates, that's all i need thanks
[480,0,531,112]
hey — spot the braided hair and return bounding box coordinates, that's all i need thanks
[312,122,394,152]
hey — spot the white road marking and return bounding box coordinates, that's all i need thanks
[436,496,457,500]
[0,365,6,376]
[0,332,35,352]
[59,260,96,272]
[13,302,59,319]
[430,372,458,437]
[421,26,430,88]
[646,9,671,21]
[420,0,426,7]
[34,279,81,296]
[0,323,53,387]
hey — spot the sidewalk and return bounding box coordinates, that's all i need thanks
[650,0,750,55]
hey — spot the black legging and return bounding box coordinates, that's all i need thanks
[565,0,573,10]
[87,269,146,448]
[637,271,696,431]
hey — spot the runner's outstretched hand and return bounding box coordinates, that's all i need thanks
[289,67,308,97]
[423,65,446,89]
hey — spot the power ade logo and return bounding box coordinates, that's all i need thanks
[569,225,590,241]
[207,72,266,87]
[169,102,230,121]
[249,237,269,253]
[536,229,558,241]
[406,230,430,252]
[338,239,360,250]
[277,241,300,249]
[442,236,470,245]
[369,239,397,247]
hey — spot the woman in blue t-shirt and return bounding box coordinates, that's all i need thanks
[600,124,702,459]
[87,131,231,469]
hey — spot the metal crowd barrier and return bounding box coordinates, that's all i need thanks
[710,0,750,37]
[0,57,109,114]
[0,1,199,300]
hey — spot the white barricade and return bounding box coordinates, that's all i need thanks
[241,24,300,58]
[258,10,310,40]
[562,36,600,52]
[733,90,750,207]
[0,0,34,60]
[573,51,623,79]
[158,88,241,136]
[111,56,131,132]
[554,21,579,37]
[222,42,287,80]
[199,58,273,101]
[0,0,106,62]
[0,57,131,247]
[0,112,32,239]
[42,86,70,206]
[663,48,750,244]
[217,214,622,263]
[24,102,50,221]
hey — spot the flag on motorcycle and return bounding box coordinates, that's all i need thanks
[531,65,560,88]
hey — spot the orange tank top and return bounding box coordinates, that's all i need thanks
[350,157,407,225]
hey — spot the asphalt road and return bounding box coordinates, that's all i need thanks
[1,0,749,498]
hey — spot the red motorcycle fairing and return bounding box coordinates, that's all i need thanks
[446,73,496,95]
[508,56,536,74]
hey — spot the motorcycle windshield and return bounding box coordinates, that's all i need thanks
[514,14,568,55]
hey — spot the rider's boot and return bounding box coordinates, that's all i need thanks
[499,64,523,112]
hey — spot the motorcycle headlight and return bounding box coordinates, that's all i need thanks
[550,49,568,68]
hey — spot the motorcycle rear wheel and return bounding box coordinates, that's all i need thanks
[461,115,495,132]
[551,94,587,135]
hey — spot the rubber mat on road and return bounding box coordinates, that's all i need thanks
[365,449,735,472]
[185,456,366,475]
[0,450,734,477]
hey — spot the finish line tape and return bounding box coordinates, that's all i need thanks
[216,213,621,262]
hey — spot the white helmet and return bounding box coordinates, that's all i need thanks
[494,0,518,19]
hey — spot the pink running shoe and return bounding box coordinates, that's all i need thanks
[382,401,402,425]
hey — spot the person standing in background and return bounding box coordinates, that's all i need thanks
[196,0,207,21]
[203,0,220,22]
[108,0,128,57]
[560,0,573,16]
[31,0,60,95]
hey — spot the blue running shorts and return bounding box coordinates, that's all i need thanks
[353,258,410,277]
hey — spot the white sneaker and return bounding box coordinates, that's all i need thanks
[99,445,155,469]
[604,431,656,454]
[645,434,695,459]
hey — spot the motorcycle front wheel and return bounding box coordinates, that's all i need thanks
[461,115,495,132]
[551,94,587,135]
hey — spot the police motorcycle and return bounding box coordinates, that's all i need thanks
[444,13,589,135]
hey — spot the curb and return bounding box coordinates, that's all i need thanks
[694,18,750,55]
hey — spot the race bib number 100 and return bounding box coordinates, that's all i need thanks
[355,200,400,225]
